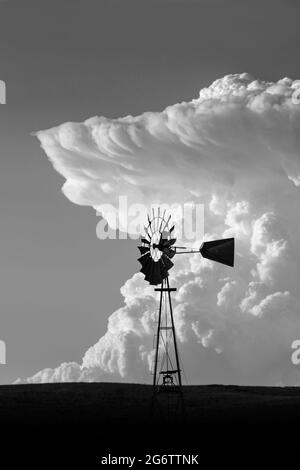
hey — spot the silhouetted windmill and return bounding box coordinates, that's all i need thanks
[138,208,234,419]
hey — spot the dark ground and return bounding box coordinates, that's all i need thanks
[0,383,299,464]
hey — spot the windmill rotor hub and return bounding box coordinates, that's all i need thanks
[150,231,163,261]
[138,210,175,286]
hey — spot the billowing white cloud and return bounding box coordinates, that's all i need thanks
[18,73,300,385]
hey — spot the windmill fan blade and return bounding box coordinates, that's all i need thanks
[161,254,174,271]
[164,247,176,259]
[140,265,152,276]
[168,238,176,246]
[200,238,234,267]
[138,253,151,269]
[158,259,169,280]
[141,238,150,245]
[140,259,152,276]
[143,263,153,279]
[144,261,155,281]
[145,261,163,285]
[169,225,175,233]
[138,246,150,255]
[160,239,169,249]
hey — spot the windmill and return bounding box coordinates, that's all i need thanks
[138,208,234,407]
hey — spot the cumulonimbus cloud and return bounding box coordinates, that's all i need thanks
[16,73,300,385]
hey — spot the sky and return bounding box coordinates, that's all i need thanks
[0,0,300,385]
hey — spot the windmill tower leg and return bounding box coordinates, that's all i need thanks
[151,278,186,425]
[152,281,164,388]
[166,276,182,388]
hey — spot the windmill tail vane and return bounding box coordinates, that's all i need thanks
[175,237,235,267]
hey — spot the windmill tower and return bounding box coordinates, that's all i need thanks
[138,208,234,421]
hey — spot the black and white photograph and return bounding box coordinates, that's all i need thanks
[1,0,300,464]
